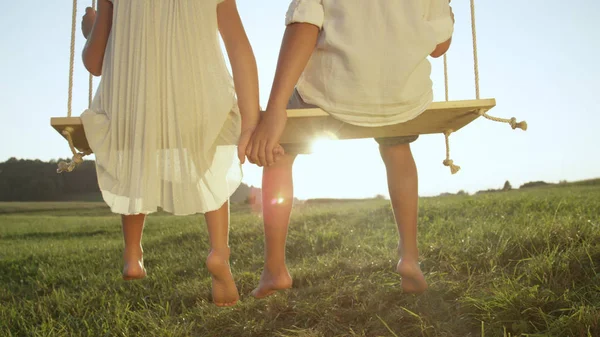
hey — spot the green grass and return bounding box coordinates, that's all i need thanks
[1,184,599,337]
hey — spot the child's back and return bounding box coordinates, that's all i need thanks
[80,0,261,306]
[83,0,243,216]
[247,0,455,299]
[290,0,454,126]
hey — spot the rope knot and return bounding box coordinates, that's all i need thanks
[442,129,461,174]
[443,159,461,174]
[510,118,528,131]
[56,152,89,173]
[480,110,528,131]
[57,161,71,173]
[73,153,84,164]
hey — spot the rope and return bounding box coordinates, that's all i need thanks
[443,54,449,101]
[88,73,93,109]
[478,109,528,131]
[58,0,93,173]
[470,0,480,99]
[68,0,78,117]
[443,130,460,174]
[436,1,527,174]
[88,0,96,108]
[468,1,528,132]
[57,128,92,173]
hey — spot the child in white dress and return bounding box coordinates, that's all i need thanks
[80,0,272,306]
[247,0,455,298]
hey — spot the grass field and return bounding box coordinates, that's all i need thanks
[1,182,599,336]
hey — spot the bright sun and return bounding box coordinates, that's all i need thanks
[294,136,388,199]
[310,136,339,154]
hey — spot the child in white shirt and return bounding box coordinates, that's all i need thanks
[247,0,455,297]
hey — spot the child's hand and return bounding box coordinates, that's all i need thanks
[81,7,96,39]
[237,128,254,164]
[246,110,288,167]
[238,126,285,165]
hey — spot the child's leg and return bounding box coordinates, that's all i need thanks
[204,201,239,307]
[121,214,147,280]
[377,138,428,294]
[251,89,316,298]
[251,153,297,298]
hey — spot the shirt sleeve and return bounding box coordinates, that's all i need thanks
[425,0,455,44]
[285,0,325,29]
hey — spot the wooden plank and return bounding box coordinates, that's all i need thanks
[286,98,495,118]
[50,98,496,152]
[280,98,496,143]
[50,117,91,153]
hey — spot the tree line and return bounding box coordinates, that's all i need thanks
[0,158,252,202]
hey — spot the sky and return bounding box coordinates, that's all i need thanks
[1,0,599,199]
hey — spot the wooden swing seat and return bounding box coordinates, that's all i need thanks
[52,0,526,175]
[50,98,496,153]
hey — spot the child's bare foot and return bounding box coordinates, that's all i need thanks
[251,266,292,299]
[123,259,146,280]
[122,246,146,280]
[396,259,428,294]
[206,249,239,307]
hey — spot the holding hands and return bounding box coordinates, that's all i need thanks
[242,110,287,167]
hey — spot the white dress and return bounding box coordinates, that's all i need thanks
[81,0,242,216]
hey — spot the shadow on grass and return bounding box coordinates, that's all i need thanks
[0,229,114,241]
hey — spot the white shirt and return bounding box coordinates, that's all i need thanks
[286,0,454,127]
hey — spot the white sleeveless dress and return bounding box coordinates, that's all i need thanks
[81,0,242,215]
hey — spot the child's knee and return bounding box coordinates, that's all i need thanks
[378,144,416,169]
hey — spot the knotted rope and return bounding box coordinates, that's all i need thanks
[438,0,527,174]
[58,0,95,173]
[443,130,460,174]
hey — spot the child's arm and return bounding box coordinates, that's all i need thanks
[264,23,320,116]
[81,0,113,76]
[217,0,261,163]
[427,0,455,58]
[246,0,323,167]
